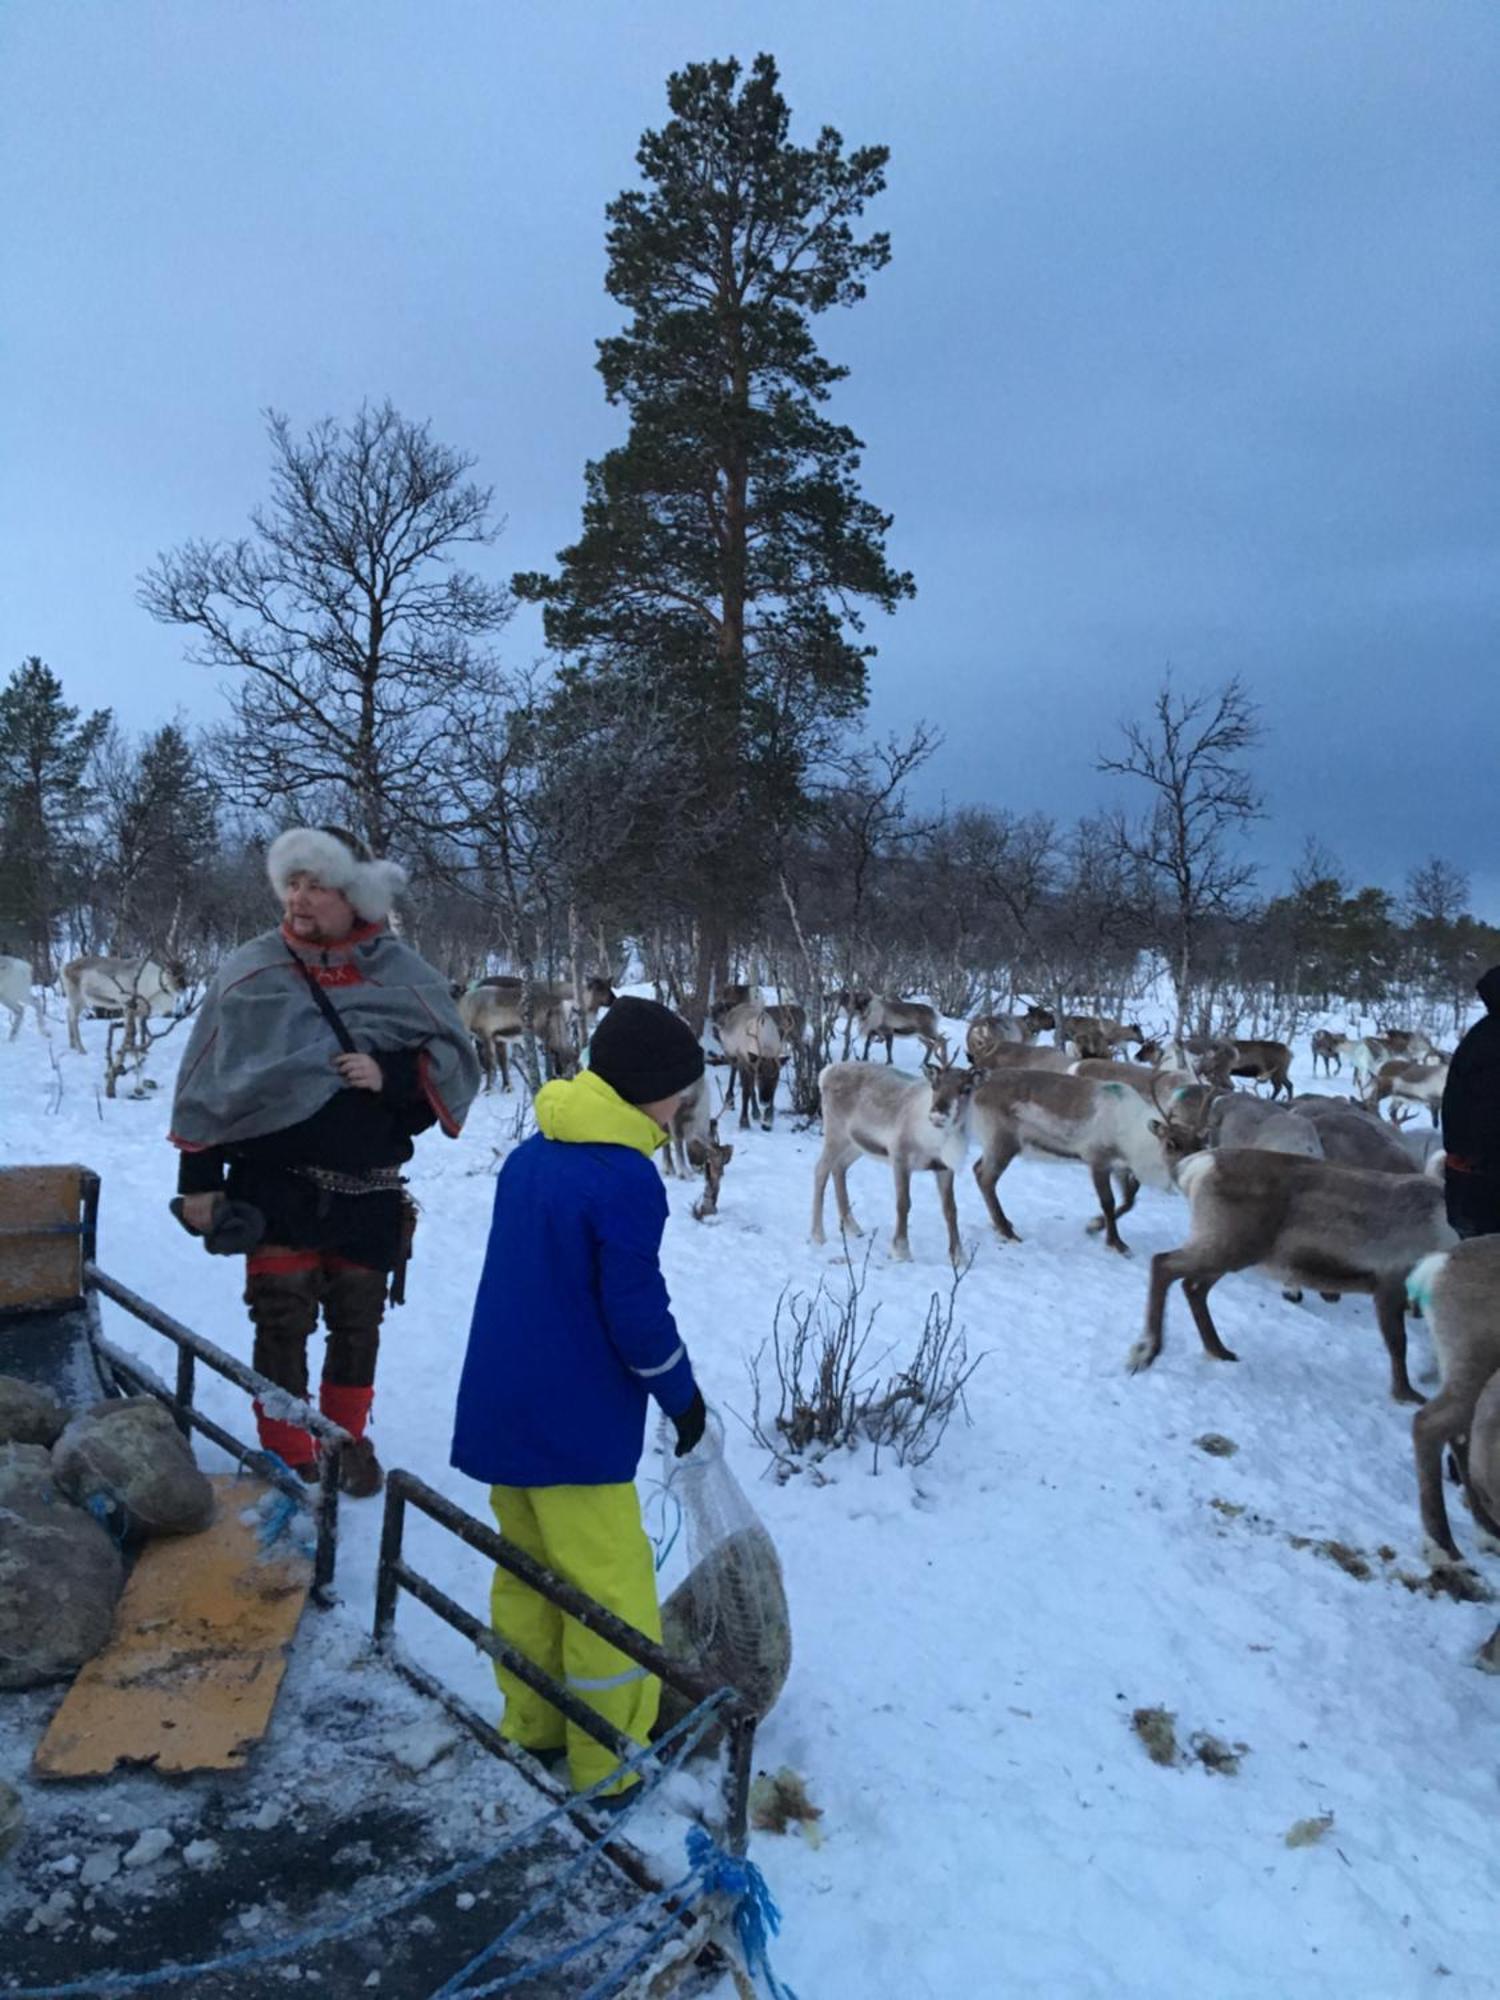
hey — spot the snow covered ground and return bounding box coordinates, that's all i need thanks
[3,1009,1499,1998]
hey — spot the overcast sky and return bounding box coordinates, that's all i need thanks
[3,1,1496,908]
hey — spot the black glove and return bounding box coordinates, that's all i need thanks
[671,1388,707,1458]
[170,1196,266,1257]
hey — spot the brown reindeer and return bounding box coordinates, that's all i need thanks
[663,1074,735,1219]
[713,1002,790,1131]
[854,994,944,1065]
[1128,1150,1454,1402]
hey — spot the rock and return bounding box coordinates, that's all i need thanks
[123,1827,173,1870]
[52,1398,214,1540]
[80,1847,122,1888]
[239,1905,265,1932]
[0,1478,124,1688]
[0,1377,67,1449]
[183,1839,220,1870]
[251,1800,284,1832]
[0,1442,56,1505]
[0,1779,24,1861]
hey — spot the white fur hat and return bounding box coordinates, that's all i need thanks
[266,826,408,923]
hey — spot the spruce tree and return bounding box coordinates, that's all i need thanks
[516,54,913,1012]
[0,658,110,976]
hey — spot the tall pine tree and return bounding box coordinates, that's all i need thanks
[0,658,110,976]
[516,54,913,1013]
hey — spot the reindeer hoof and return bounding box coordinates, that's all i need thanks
[1422,1535,1465,1570]
[889,1244,912,1264]
[1125,1340,1156,1374]
[1104,1238,1131,1257]
[1393,1386,1426,1407]
[1084,1217,1104,1235]
[1475,1530,1500,1559]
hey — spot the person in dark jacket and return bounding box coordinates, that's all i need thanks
[451,996,708,1800]
[170,827,478,1495]
[1441,966,1500,1239]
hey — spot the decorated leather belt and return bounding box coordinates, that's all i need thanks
[288,1165,406,1198]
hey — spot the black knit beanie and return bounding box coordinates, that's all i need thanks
[587,997,705,1106]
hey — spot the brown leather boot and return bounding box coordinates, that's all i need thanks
[337,1436,385,1498]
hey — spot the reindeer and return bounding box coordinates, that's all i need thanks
[1137,1035,1239,1087]
[1061,1014,1146,1059]
[854,994,944,1065]
[1379,1026,1439,1062]
[0,955,43,1040]
[812,1055,982,1263]
[1336,1036,1398,1099]
[460,976,614,1089]
[966,1010,1047,1062]
[713,1002,790,1131]
[721,1001,807,1111]
[662,1074,735,1219]
[1402,1243,1500,1565]
[63,955,185,1054]
[1371,1059,1448,1127]
[964,1040,1076,1076]
[968,1071,1196,1255]
[1128,1149,1453,1402]
[1205,1093,1323,1159]
[1310,1029,1343,1076]
[1291,1095,1419,1174]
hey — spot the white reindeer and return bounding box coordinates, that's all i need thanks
[63,955,183,1054]
[662,1073,735,1218]
[713,1002,790,1131]
[0,956,44,1040]
[1406,1241,1500,1566]
[812,1057,983,1263]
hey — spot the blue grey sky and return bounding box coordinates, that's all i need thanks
[3,2,1496,907]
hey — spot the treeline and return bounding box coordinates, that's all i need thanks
[1,650,1492,1042]
[2,54,1492,1039]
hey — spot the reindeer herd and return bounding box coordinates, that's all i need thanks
[8,949,1495,1572]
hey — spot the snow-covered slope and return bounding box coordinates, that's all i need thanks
[2,1018,1496,1998]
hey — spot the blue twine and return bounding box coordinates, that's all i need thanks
[685,1826,800,2000]
[82,1491,128,1546]
[244,1451,315,1557]
[3,1694,731,2000]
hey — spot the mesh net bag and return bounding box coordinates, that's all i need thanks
[656,1408,791,1740]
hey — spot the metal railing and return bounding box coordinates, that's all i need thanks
[84,1260,350,1601]
[373,1469,758,1857]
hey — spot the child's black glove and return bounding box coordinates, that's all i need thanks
[672,1389,707,1458]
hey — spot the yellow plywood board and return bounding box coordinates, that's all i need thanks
[0,1164,85,1311]
[34,1476,312,1778]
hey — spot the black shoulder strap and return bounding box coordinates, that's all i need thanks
[284,940,359,1054]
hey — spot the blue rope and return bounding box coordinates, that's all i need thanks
[4,1696,731,2000]
[643,1477,683,1574]
[686,1826,800,2000]
[424,1692,727,2000]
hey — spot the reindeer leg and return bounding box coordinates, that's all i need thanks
[831,1156,862,1238]
[1090,1162,1130,1255]
[1129,1250,1186,1372]
[1181,1273,1238,1362]
[890,1159,913,1260]
[496,1037,510,1094]
[1114,1170,1141,1223]
[972,1143,1021,1242]
[1375,1275,1423,1404]
[935,1167,962,1267]
[883,1032,894,1066]
[738,1059,753,1132]
[1414,1391,1467,1563]
[811,1147,833,1245]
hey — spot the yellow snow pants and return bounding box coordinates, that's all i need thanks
[489,1483,661,1797]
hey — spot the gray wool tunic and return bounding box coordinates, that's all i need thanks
[170,925,479,1155]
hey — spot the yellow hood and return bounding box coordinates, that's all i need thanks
[533,1069,667,1157]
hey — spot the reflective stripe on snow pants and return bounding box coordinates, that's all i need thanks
[488,1481,662,1797]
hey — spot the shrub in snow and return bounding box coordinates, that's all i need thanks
[747,1248,984,1474]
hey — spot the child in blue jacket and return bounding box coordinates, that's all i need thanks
[451,997,707,1799]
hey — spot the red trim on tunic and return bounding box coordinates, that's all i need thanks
[247,1249,323,1278]
[418,1046,462,1138]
